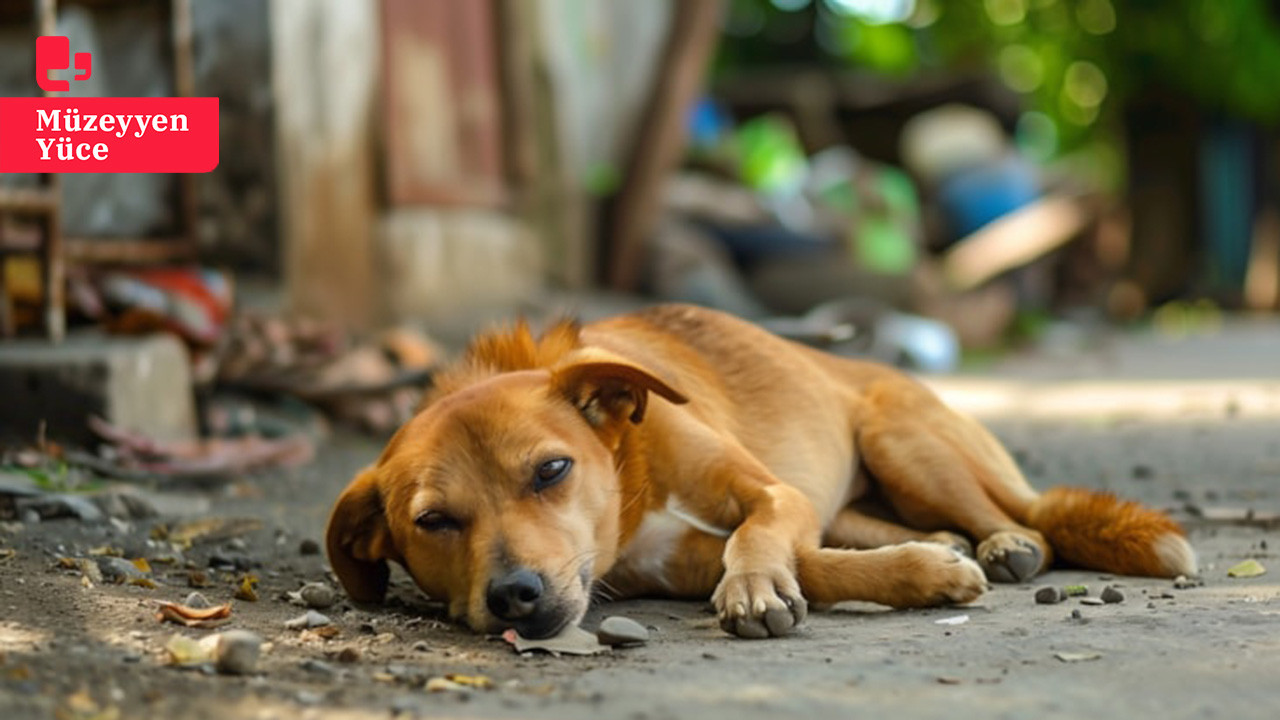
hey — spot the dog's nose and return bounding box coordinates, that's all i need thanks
[486,568,544,621]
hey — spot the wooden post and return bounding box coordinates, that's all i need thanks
[607,0,724,291]
[271,0,380,328]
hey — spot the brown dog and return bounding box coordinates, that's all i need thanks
[327,305,1195,639]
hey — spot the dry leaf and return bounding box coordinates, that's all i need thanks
[444,674,493,689]
[127,578,157,590]
[167,518,263,545]
[130,558,152,574]
[501,626,609,656]
[155,600,233,628]
[234,575,259,601]
[1227,559,1266,578]
[88,546,122,557]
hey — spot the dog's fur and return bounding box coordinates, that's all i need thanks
[327,305,1196,639]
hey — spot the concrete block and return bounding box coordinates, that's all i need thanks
[0,331,196,446]
[378,208,544,339]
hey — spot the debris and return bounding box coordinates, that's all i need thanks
[165,634,219,666]
[1063,584,1089,597]
[597,616,651,646]
[214,630,263,675]
[1054,651,1102,663]
[1173,575,1204,590]
[1100,586,1125,604]
[934,614,970,626]
[164,517,263,546]
[285,610,332,630]
[412,641,429,652]
[288,582,337,609]
[502,626,609,656]
[336,647,361,663]
[1034,586,1065,604]
[1228,559,1266,578]
[234,575,259,601]
[0,548,14,563]
[427,674,493,692]
[298,539,320,556]
[1080,597,1105,606]
[95,557,148,584]
[299,659,336,676]
[55,688,120,720]
[936,676,962,685]
[1131,464,1154,480]
[155,600,233,628]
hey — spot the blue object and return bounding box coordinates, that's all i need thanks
[936,156,1040,241]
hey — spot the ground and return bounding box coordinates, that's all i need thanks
[2,320,1279,720]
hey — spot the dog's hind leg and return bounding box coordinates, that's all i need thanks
[824,506,973,557]
[855,395,1052,583]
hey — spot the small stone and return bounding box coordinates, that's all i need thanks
[226,538,248,552]
[1034,586,1065,604]
[299,539,320,556]
[214,630,263,675]
[299,582,337,609]
[300,659,336,676]
[183,592,212,609]
[285,610,332,630]
[596,616,649,646]
[337,647,361,663]
[1070,609,1083,620]
[96,556,146,583]
[1079,597,1105,606]
[412,640,429,652]
[1100,586,1124,604]
[295,690,323,706]
[1131,464,1154,480]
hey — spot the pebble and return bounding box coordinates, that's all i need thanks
[299,539,321,556]
[1100,586,1125,604]
[285,610,332,630]
[295,691,323,706]
[1070,609,1083,620]
[337,647,361,663]
[596,616,649,646]
[412,640,430,652]
[96,557,146,582]
[1079,597,1105,606]
[1034,586,1065,604]
[183,592,212,609]
[300,659,336,676]
[299,582,337,609]
[214,630,263,675]
[1172,575,1203,590]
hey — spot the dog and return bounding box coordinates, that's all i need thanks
[327,304,1196,639]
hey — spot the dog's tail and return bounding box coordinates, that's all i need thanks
[1023,487,1196,578]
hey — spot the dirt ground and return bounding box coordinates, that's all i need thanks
[2,321,1279,720]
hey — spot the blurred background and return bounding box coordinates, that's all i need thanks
[2,0,1280,457]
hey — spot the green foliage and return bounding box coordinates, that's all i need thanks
[719,0,1280,156]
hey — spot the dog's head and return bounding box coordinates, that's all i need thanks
[326,350,686,638]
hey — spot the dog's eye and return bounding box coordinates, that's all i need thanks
[415,510,461,532]
[533,457,573,491]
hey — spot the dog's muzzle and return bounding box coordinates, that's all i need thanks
[485,567,571,638]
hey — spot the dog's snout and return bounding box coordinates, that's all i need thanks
[486,568,545,621]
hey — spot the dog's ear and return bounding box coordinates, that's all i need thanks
[553,354,688,428]
[326,468,399,603]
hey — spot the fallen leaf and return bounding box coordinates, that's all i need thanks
[127,578,157,590]
[501,626,609,656]
[130,558,152,574]
[1063,584,1089,597]
[155,600,233,628]
[167,518,263,546]
[1227,559,1266,578]
[444,674,493,689]
[1054,651,1102,663]
[234,575,259,601]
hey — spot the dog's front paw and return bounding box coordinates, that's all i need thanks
[888,542,988,608]
[713,566,808,639]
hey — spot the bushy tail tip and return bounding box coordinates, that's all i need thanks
[1027,487,1197,578]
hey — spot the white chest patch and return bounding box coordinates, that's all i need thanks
[618,499,731,588]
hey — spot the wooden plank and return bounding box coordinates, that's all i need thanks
[381,0,506,207]
[271,0,379,328]
[607,0,724,291]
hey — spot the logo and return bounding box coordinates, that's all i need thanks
[0,36,218,173]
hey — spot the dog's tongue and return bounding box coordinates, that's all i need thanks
[501,626,608,656]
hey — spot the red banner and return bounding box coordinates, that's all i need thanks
[0,97,219,173]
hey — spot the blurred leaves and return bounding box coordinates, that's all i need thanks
[720,0,1280,155]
